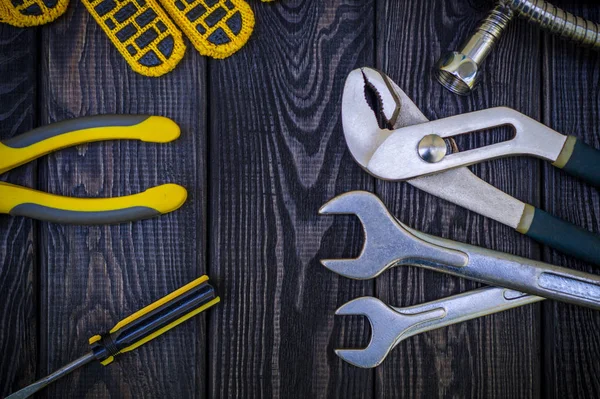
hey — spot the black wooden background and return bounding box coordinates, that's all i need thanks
[1,0,599,398]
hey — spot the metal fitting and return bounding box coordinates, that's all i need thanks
[435,3,513,95]
[435,0,600,95]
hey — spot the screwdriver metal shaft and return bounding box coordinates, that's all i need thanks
[7,352,95,399]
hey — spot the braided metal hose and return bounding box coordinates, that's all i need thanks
[435,0,600,95]
[506,0,600,49]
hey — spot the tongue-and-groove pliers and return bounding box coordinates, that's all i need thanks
[342,67,600,266]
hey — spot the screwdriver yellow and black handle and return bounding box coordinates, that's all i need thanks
[6,275,220,399]
[0,115,187,224]
[89,275,219,365]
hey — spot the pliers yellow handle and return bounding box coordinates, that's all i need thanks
[0,115,187,224]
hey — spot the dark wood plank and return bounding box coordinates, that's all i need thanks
[376,1,541,397]
[38,2,208,397]
[0,26,38,398]
[542,2,600,398]
[208,1,376,397]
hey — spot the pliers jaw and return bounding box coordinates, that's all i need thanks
[341,67,427,170]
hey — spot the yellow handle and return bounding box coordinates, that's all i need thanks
[0,182,187,224]
[0,115,180,174]
[111,276,211,332]
[88,275,220,366]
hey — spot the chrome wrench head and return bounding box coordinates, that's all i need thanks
[318,191,467,279]
[335,297,446,368]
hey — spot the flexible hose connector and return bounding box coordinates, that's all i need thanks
[505,0,600,49]
[435,3,514,95]
[435,0,600,95]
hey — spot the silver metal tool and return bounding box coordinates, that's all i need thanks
[335,287,543,368]
[350,74,600,184]
[436,0,600,95]
[367,106,573,182]
[342,67,600,266]
[319,191,600,310]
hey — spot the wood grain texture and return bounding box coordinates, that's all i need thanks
[0,26,38,397]
[37,1,208,397]
[208,1,376,397]
[375,1,541,397]
[2,0,600,397]
[541,2,600,398]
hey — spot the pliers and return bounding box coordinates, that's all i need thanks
[342,67,600,266]
[0,115,187,224]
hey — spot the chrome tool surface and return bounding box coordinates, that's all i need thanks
[435,0,600,95]
[335,287,543,368]
[319,191,600,310]
[341,67,600,265]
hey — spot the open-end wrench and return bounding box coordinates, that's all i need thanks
[342,67,600,266]
[334,287,543,368]
[319,191,600,310]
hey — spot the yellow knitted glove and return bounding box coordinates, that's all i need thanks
[81,0,270,75]
[158,0,255,59]
[0,0,69,27]
[81,0,187,77]
[0,0,275,76]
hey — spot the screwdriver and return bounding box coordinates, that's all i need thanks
[7,275,220,399]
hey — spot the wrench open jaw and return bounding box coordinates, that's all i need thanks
[318,191,468,279]
[335,297,446,368]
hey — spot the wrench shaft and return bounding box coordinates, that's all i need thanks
[415,229,600,309]
[393,287,544,342]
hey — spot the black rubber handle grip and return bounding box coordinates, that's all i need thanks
[559,137,600,187]
[525,207,600,266]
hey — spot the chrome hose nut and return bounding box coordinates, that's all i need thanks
[435,3,513,95]
[435,51,480,96]
[436,0,600,95]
